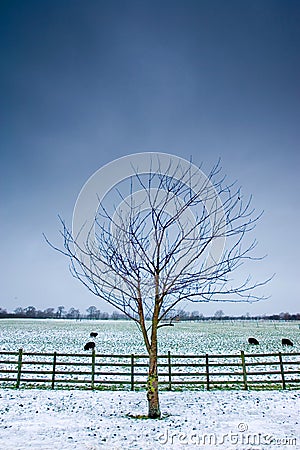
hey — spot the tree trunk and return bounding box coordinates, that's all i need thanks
[147,347,161,418]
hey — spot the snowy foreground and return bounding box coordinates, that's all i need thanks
[0,389,299,450]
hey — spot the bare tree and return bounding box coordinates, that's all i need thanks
[45,157,270,418]
[44,307,55,318]
[86,305,98,319]
[56,306,65,319]
[14,307,25,316]
[67,307,80,319]
[214,309,225,319]
[25,306,36,318]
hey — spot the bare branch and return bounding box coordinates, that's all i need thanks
[46,156,271,358]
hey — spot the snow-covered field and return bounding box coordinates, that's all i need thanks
[1,319,299,390]
[0,320,299,448]
[0,389,299,449]
[0,319,299,354]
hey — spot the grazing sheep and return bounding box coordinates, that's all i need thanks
[84,341,95,351]
[248,337,259,345]
[282,338,293,346]
[90,332,98,338]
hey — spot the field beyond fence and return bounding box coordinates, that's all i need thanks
[0,349,299,391]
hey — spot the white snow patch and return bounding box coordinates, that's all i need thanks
[0,389,299,449]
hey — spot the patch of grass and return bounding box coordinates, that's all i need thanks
[93,384,130,391]
[126,413,149,419]
[126,412,170,420]
[1,382,299,392]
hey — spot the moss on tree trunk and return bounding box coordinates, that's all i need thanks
[147,348,161,418]
[147,372,160,418]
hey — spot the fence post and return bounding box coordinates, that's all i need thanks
[278,352,286,390]
[241,351,248,390]
[91,349,96,390]
[167,351,172,391]
[205,354,210,390]
[16,348,23,388]
[51,352,57,389]
[131,354,135,391]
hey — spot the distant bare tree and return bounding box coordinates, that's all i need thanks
[214,309,225,319]
[25,306,36,318]
[14,307,25,316]
[86,305,98,319]
[46,157,270,418]
[43,307,55,318]
[67,307,80,319]
[56,306,65,319]
[0,308,8,317]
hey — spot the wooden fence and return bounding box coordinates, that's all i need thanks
[0,349,299,391]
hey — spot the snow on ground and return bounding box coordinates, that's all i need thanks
[0,389,299,450]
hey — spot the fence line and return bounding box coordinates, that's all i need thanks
[0,349,299,391]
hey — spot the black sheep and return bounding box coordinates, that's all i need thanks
[90,332,98,338]
[282,338,293,346]
[84,341,95,351]
[248,337,259,345]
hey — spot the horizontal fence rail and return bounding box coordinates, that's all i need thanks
[0,349,299,391]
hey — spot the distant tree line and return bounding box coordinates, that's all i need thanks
[0,306,299,321]
[0,305,126,320]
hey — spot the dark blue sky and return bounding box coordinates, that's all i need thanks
[1,0,299,315]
